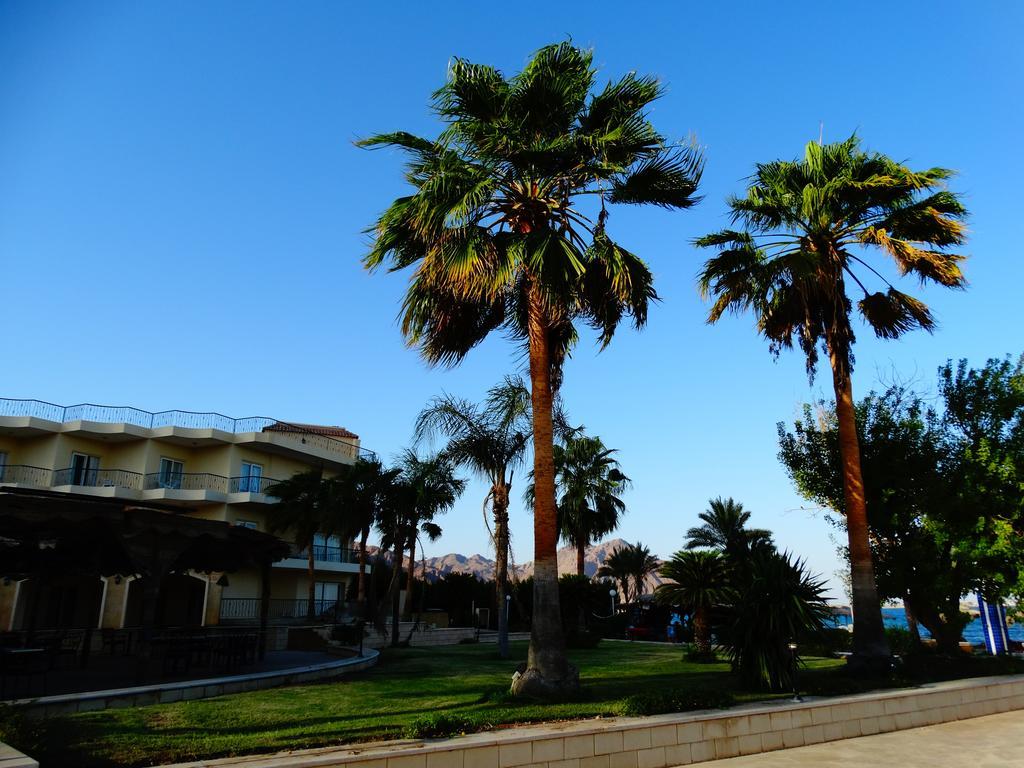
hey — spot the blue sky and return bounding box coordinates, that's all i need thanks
[2,2,1020,597]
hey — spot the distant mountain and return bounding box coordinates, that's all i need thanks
[402,537,668,593]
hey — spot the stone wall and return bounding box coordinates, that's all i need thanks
[156,674,1024,768]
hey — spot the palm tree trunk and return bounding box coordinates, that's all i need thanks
[307,545,317,621]
[494,482,511,659]
[357,527,369,616]
[390,541,404,648]
[576,529,586,631]
[694,606,710,655]
[404,531,417,620]
[903,597,921,645]
[513,282,574,695]
[829,347,890,664]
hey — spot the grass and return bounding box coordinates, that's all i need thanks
[5,641,1019,768]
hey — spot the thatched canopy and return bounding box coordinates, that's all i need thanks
[0,487,289,580]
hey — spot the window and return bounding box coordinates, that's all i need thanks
[158,458,184,489]
[70,453,100,486]
[0,452,6,482]
[238,461,263,493]
[314,581,339,604]
[312,533,341,562]
[235,519,258,530]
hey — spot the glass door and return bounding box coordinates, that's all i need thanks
[71,453,99,486]
[240,461,263,492]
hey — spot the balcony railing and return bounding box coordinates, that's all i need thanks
[2,465,282,499]
[52,467,144,489]
[295,545,360,564]
[228,475,279,494]
[143,472,229,493]
[0,397,374,461]
[218,597,347,624]
[0,464,53,486]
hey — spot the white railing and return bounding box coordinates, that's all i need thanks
[0,398,371,460]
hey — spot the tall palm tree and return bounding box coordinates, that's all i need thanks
[685,497,773,562]
[266,470,334,619]
[597,541,659,604]
[399,450,465,622]
[334,457,401,615]
[696,136,968,666]
[415,376,532,658]
[552,434,629,575]
[360,42,703,695]
[656,550,733,654]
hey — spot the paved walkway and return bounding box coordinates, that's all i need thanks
[706,711,1024,767]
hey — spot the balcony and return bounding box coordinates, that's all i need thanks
[0,397,372,463]
[273,545,362,575]
[1,465,283,505]
[219,597,350,624]
[0,464,53,487]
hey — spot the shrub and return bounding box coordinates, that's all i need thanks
[565,629,602,649]
[458,636,479,645]
[681,643,719,663]
[619,688,734,716]
[405,713,477,739]
[885,627,920,657]
[722,550,831,691]
[797,627,852,657]
[331,622,365,646]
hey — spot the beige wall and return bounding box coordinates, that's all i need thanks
[4,435,57,467]
[0,579,20,630]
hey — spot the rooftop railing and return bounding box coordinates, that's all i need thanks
[0,397,374,460]
[3,465,283,499]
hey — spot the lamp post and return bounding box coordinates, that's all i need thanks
[505,594,511,623]
[609,588,617,616]
[788,642,803,702]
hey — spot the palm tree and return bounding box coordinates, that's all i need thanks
[360,42,703,695]
[696,136,968,666]
[597,541,659,605]
[552,434,629,575]
[334,457,401,615]
[685,497,773,562]
[266,470,334,619]
[725,549,831,691]
[656,550,733,655]
[414,376,532,658]
[399,450,465,622]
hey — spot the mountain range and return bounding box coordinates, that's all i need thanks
[403,538,668,591]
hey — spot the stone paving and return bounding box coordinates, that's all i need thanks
[705,711,1024,767]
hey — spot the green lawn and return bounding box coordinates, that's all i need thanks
[4,642,848,767]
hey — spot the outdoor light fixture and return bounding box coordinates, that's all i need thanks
[788,642,802,702]
[216,573,230,587]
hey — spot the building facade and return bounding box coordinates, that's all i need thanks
[0,398,370,632]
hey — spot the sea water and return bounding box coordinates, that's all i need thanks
[833,606,1023,644]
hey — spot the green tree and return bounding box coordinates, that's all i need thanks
[937,355,1024,602]
[597,541,659,605]
[361,42,703,695]
[553,434,630,576]
[334,457,402,614]
[697,136,969,667]
[655,550,733,654]
[415,377,532,657]
[725,549,831,691]
[399,451,466,625]
[266,470,335,620]
[778,389,967,651]
[685,497,772,562]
